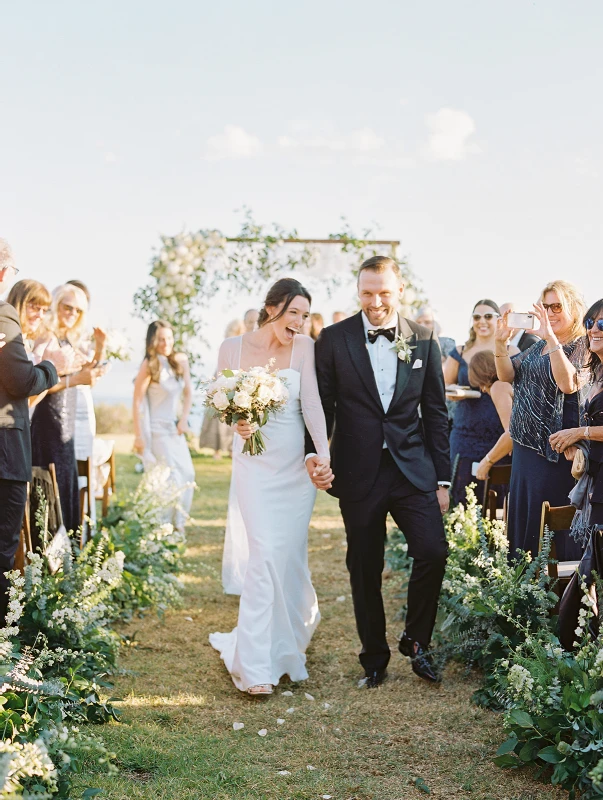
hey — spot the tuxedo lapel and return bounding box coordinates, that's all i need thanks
[389,315,416,410]
[343,313,382,410]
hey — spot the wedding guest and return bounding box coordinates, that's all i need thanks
[243,309,259,333]
[199,319,245,458]
[31,284,105,533]
[132,320,195,530]
[415,305,456,360]
[496,280,588,559]
[332,311,347,324]
[308,312,324,341]
[468,350,514,481]
[499,302,540,353]
[0,241,67,624]
[444,299,517,506]
[6,280,52,411]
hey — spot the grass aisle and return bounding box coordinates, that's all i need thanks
[74,455,562,800]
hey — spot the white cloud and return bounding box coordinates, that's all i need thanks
[423,108,480,161]
[204,125,261,161]
[277,127,385,153]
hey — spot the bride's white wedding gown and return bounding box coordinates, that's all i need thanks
[209,334,329,691]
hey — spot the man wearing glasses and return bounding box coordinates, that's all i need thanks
[0,239,70,626]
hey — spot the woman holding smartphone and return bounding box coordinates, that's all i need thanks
[495,280,589,560]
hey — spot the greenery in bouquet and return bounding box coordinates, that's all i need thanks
[204,363,289,456]
[492,584,603,798]
[436,488,557,704]
[103,328,132,362]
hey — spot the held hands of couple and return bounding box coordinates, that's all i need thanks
[305,455,334,491]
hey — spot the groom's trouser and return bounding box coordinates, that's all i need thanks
[339,449,448,673]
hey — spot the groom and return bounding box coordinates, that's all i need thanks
[305,256,450,687]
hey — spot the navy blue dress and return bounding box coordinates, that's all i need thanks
[449,348,509,507]
[507,338,588,560]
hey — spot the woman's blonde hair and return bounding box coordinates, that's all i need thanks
[6,279,52,335]
[224,319,246,338]
[539,280,586,343]
[44,284,89,346]
[145,320,184,383]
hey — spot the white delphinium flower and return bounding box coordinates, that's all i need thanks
[507,664,534,701]
[0,739,57,796]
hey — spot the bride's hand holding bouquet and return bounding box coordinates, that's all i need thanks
[204,361,289,456]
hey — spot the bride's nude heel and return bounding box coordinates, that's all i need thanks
[246,684,274,696]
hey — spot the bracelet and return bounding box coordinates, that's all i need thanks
[547,344,562,355]
[65,374,70,389]
[584,426,591,440]
[485,454,493,464]
[494,353,510,358]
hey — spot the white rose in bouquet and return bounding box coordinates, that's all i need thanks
[234,390,252,409]
[256,384,274,405]
[212,390,229,410]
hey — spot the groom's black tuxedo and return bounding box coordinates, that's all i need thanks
[308,311,450,673]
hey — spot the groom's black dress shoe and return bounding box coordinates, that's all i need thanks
[398,633,440,683]
[358,669,388,689]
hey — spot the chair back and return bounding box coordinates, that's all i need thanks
[30,464,64,551]
[482,463,513,521]
[77,457,94,547]
[538,501,576,581]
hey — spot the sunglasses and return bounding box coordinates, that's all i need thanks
[542,302,563,313]
[26,303,49,316]
[472,313,499,322]
[586,318,603,332]
[60,302,83,315]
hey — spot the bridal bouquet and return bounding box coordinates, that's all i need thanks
[204,362,289,456]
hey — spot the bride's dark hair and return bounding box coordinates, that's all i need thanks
[257,278,312,328]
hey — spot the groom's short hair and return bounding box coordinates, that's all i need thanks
[357,255,404,284]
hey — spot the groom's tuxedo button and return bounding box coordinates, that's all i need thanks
[383,417,388,423]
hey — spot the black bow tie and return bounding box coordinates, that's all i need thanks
[367,327,396,344]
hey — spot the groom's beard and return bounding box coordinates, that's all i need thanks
[364,306,398,328]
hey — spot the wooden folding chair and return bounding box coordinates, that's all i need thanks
[482,463,513,521]
[30,464,64,553]
[538,501,580,601]
[101,448,116,517]
[14,484,33,573]
[77,457,93,547]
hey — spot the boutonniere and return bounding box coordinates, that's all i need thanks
[391,333,417,363]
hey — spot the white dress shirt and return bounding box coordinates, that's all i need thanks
[362,312,398,412]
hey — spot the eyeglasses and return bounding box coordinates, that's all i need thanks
[59,302,83,315]
[472,313,499,322]
[586,318,603,332]
[26,303,48,316]
[542,302,563,313]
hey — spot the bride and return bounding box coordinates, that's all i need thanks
[209,278,331,695]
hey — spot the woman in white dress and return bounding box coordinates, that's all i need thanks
[132,320,195,531]
[209,278,331,696]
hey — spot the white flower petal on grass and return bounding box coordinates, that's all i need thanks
[321,795,333,799]
[277,718,285,725]
[184,616,193,621]
[258,729,268,737]
[233,722,244,731]
[322,533,331,539]
[281,690,293,696]
[336,596,346,602]
[278,770,291,776]
[286,707,295,714]
[305,692,315,701]
[323,703,331,709]
[307,764,317,770]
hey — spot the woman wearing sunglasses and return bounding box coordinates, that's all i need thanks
[496,280,589,560]
[444,299,517,506]
[30,284,107,534]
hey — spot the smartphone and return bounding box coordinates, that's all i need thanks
[471,461,480,477]
[507,312,537,330]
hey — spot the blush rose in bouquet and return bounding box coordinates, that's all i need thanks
[203,361,289,456]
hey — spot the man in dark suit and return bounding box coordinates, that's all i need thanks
[306,256,450,687]
[0,242,66,625]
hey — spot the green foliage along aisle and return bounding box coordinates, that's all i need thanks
[387,486,603,798]
[0,466,189,798]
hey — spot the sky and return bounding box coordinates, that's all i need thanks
[1,0,602,401]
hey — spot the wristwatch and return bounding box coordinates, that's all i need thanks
[438,481,451,488]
